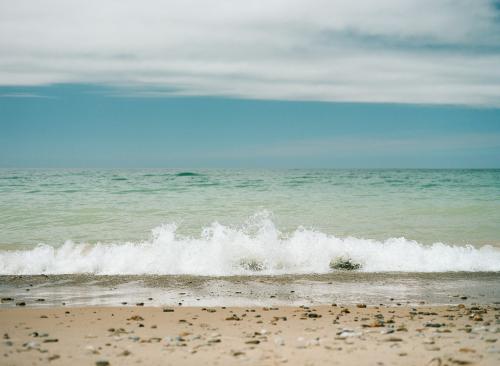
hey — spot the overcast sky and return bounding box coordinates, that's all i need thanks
[1,0,500,105]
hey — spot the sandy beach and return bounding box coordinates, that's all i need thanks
[1,304,498,366]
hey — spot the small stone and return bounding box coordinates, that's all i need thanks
[425,323,442,328]
[15,301,26,306]
[127,315,144,321]
[385,337,403,342]
[163,308,174,312]
[363,319,384,328]
[43,339,59,343]
[307,313,321,318]
[245,339,260,344]
[448,358,472,365]
[356,304,367,308]
[23,341,40,349]
[136,302,144,306]
[274,337,285,346]
[459,348,476,353]
[95,361,110,366]
[1,297,14,302]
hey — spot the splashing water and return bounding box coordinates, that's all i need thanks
[1,212,499,275]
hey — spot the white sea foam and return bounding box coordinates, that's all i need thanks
[1,213,499,275]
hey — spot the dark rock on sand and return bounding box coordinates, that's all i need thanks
[329,257,361,271]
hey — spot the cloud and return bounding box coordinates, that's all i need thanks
[191,133,500,160]
[1,0,500,105]
[0,92,54,98]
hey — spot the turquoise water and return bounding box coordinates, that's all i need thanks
[1,169,499,246]
[0,169,499,275]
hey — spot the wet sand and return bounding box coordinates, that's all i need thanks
[2,272,500,308]
[1,304,499,365]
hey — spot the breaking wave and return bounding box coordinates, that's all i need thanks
[1,213,499,275]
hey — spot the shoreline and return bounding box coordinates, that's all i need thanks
[1,304,499,365]
[1,272,500,308]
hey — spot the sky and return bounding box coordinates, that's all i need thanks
[1,1,500,168]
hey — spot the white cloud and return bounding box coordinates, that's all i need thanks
[1,0,500,105]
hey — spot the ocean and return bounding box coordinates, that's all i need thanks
[1,169,499,306]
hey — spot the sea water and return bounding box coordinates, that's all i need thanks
[1,169,499,305]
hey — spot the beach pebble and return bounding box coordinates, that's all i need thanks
[274,336,285,346]
[95,360,110,366]
[448,358,473,365]
[127,315,144,321]
[245,339,260,344]
[43,338,59,343]
[85,345,99,355]
[307,312,321,318]
[23,341,39,349]
[459,347,476,353]
[384,336,403,342]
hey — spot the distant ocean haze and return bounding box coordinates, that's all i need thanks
[0,169,499,275]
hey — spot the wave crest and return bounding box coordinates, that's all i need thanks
[1,213,499,275]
